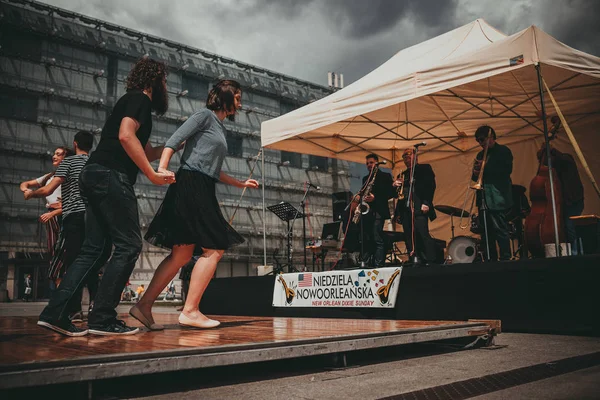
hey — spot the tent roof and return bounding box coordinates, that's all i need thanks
[260,19,600,167]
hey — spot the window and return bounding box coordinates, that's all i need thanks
[0,90,38,122]
[181,75,208,100]
[225,132,243,158]
[309,155,328,172]
[281,151,302,169]
[280,100,297,115]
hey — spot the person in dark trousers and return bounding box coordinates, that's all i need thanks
[472,125,513,261]
[25,131,96,321]
[359,153,396,268]
[37,58,175,337]
[393,148,438,264]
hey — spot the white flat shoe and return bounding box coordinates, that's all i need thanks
[178,313,220,329]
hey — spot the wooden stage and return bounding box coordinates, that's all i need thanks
[0,314,499,390]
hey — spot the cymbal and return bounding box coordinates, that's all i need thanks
[435,205,470,217]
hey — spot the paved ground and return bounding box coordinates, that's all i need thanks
[2,302,599,399]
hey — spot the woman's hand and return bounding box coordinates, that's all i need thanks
[39,212,53,223]
[242,179,259,189]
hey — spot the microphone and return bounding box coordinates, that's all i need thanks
[376,160,387,165]
[306,182,321,190]
[414,141,427,148]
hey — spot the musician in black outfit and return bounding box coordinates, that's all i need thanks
[360,153,396,268]
[393,148,438,263]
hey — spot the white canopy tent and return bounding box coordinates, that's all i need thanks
[260,19,600,249]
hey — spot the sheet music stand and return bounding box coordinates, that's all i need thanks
[268,201,304,273]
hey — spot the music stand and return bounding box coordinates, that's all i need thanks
[268,201,304,273]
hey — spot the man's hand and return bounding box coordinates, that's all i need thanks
[39,212,53,223]
[242,179,259,189]
[148,170,176,185]
[393,179,402,187]
[24,189,33,200]
[421,204,430,213]
[364,193,375,202]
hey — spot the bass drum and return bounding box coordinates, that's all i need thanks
[447,236,480,264]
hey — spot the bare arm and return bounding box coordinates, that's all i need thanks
[20,178,42,192]
[119,117,174,185]
[144,142,166,162]
[39,208,62,223]
[219,171,259,189]
[24,176,63,200]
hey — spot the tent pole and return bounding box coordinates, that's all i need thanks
[262,147,267,269]
[535,63,561,256]
[542,78,600,200]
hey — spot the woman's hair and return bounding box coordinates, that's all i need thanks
[41,146,73,185]
[206,80,242,121]
[125,57,169,115]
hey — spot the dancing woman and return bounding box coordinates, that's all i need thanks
[132,79,258,330]
[20,146,72,287]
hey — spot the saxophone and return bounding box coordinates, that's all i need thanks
[352,165,379,224]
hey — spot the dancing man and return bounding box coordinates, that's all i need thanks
[25,131,96,321]
[38,58,174,336]
[472,125,513,261]
[131,80,258,330]
[393,148,438,264]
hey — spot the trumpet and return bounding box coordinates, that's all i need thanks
[459,127,492,229]
[470,127,492,191]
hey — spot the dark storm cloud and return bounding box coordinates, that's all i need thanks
[39,0,600,87]
[541,0,600,55]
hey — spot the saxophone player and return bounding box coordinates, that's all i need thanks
[472,125,513,261]
[393,148,438,264]
[361,153,395,268]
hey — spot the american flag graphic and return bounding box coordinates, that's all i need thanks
[298,273,313,287]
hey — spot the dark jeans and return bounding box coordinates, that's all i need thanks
[61,212,99,313]
[564,199,584,255]
[40,164,142,327]
[401,211,438,263]
[481,209,511,261]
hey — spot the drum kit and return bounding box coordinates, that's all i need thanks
[434,204,482,263]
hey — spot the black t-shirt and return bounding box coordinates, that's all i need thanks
[88,90,152,184]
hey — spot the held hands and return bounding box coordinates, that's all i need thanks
[23,189,33,200]
[242,179,259,189]
[364,193,375,202]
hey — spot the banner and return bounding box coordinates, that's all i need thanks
[272,267,402,308]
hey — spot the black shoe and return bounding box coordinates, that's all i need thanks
[37,319,89,337]
[69,311,84,323]
[88,320,140,336]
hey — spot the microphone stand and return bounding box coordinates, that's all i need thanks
[405,147,420,264]
[287,184,312,272]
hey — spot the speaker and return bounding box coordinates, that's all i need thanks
[332,191,352,221]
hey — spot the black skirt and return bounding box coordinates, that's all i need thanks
[145,169,245,254]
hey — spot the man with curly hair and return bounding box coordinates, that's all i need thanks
[38,58,175,336]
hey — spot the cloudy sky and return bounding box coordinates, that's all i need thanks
[40,0,600,87]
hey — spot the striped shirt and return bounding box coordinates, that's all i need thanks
[54,154,88,216]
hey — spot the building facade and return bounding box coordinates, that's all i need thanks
[0,0,355,301]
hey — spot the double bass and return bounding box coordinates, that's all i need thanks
[525,117,566,257]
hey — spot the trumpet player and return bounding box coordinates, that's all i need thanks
[472,126,513,261]
[393,148,438,264]
[361,153,395,268]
